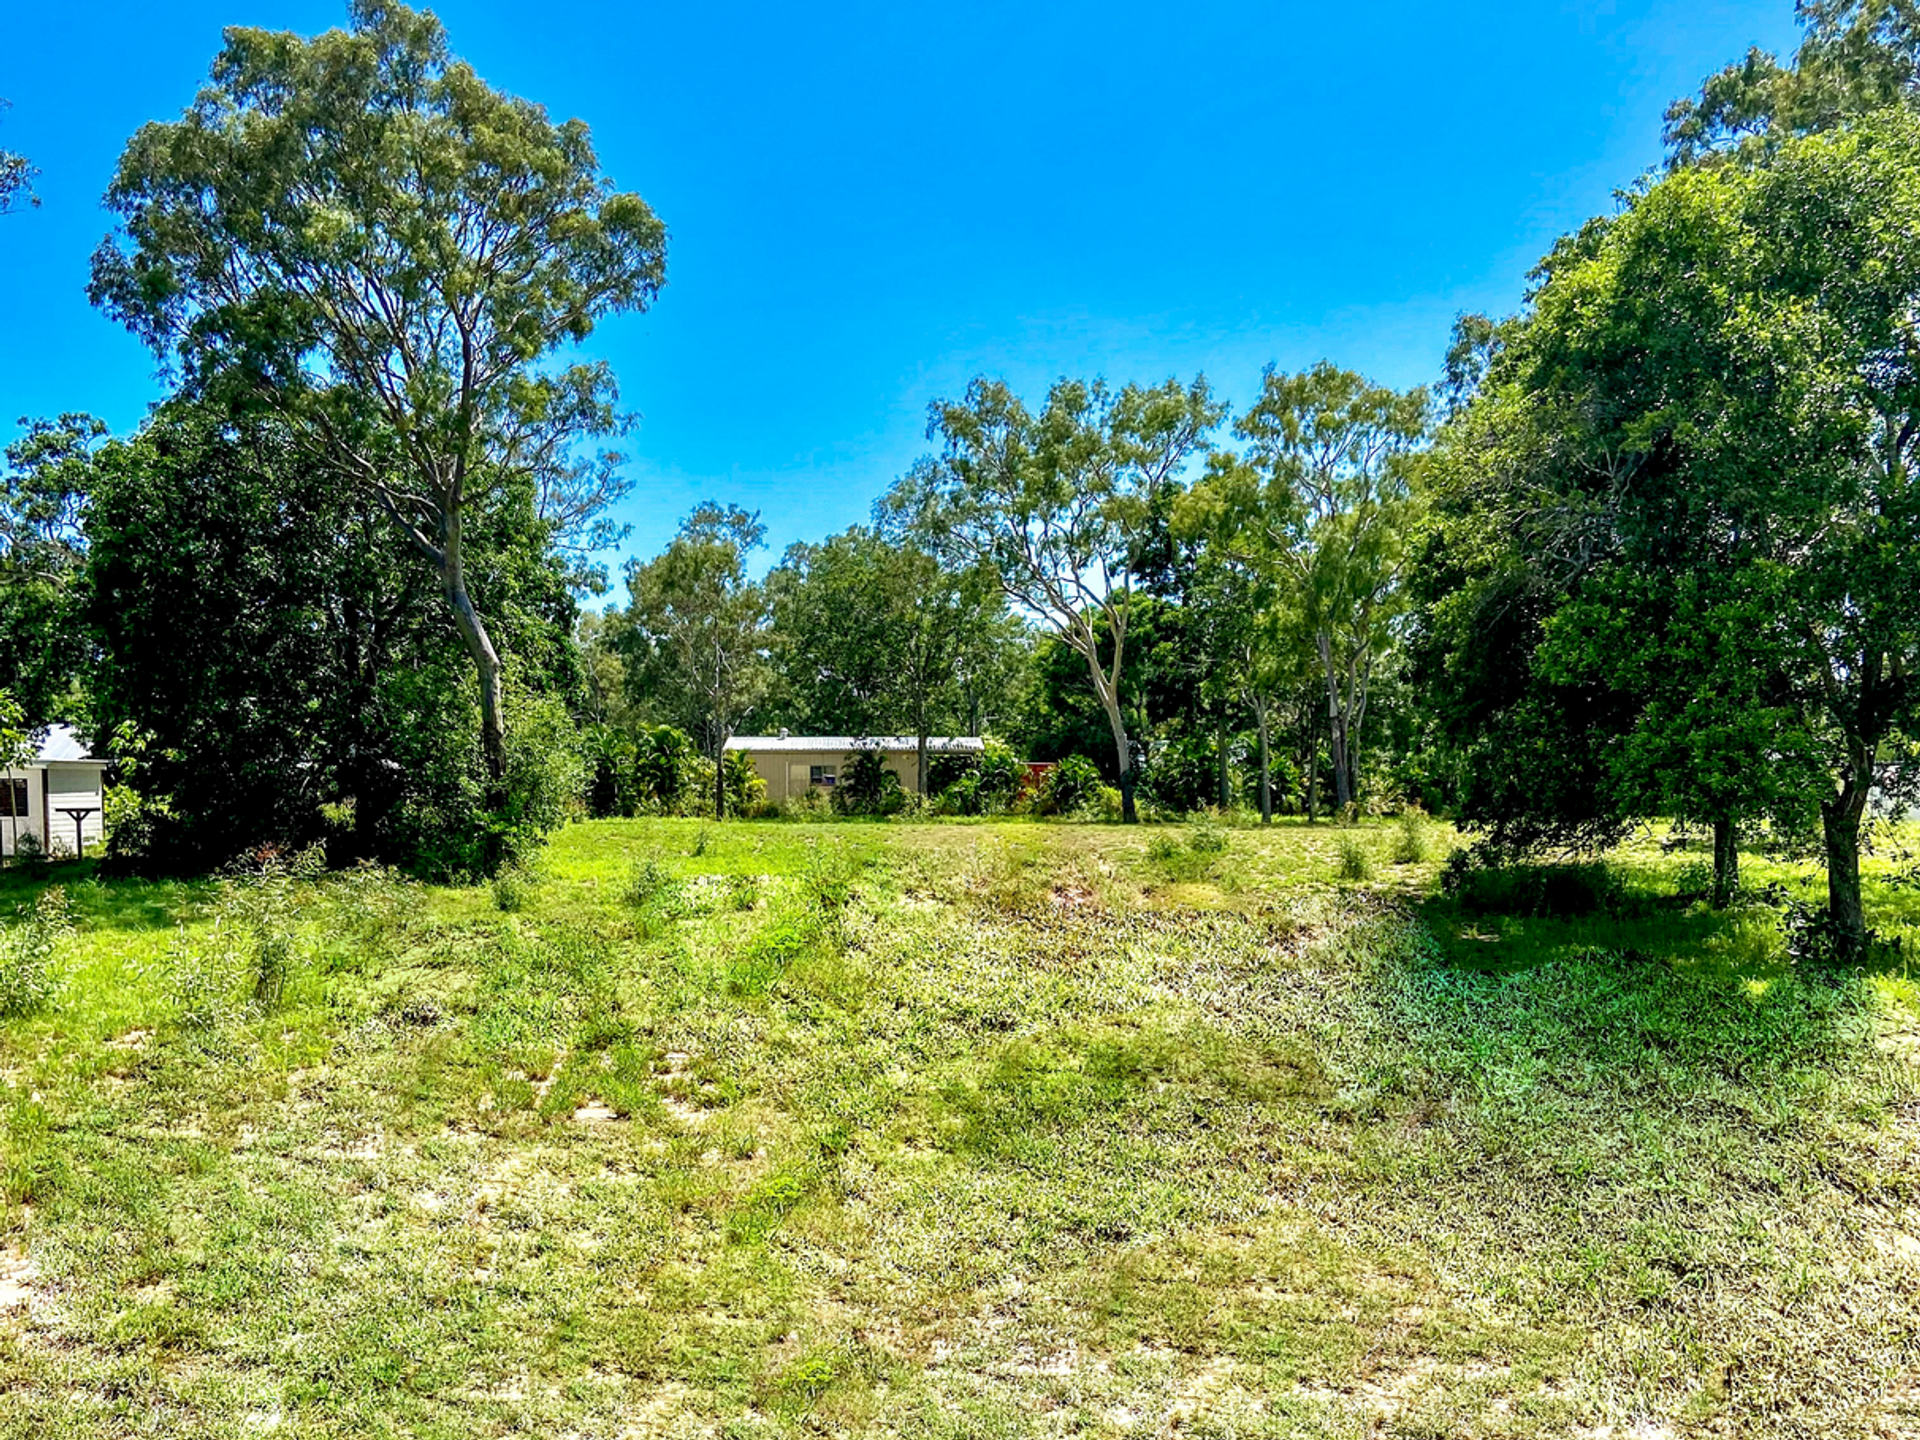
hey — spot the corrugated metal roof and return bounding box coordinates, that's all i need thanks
[35,725,99,764]
[724,735,986,754]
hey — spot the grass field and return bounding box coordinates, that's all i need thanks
[0,815,1917,1438]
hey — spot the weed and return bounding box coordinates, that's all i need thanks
[1189,813,1230,856]
[1392,808,1432,865]
[492,869,532,912]
[627,857,680,910]
[1337,833,1373,880]
[727,872,761,911]
[0,886,70,1016]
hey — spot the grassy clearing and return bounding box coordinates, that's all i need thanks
[0,817,1915,1437]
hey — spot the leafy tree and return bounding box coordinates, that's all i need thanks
[1665,0,1920,164]
[767,527,1015,792]
[82,401,583,873]
[0,100,36,213]
[89,0,666,783]
[1180,363,1429,812]
[1431,110,1920,946]
[887,375,1221,822]
[0,416,102,720]
[620,505,771,820]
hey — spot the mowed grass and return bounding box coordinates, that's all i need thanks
[0,816,1916,1438]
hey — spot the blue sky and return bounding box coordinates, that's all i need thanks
[1,1,1801,576]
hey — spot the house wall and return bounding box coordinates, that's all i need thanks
[1,764,106,857]
[737,747,928,803]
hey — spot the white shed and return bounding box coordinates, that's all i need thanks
[723,734,986,801]
[2,725,108,858]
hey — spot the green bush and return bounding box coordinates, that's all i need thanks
[492,869,533,912]
[932,739,1023,816]
[627,858,679,909]
[1336,834,1373,881]
[834,748,906,816]
[1440,847,1622,917]
[1392,809,1432,865]
[1144,732,1236,813]
[0,888,70,1017]
[1035,755,1103,816]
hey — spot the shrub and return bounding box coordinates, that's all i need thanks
[627,858,679,909]
[492,869,532,912]
[0,888,71,1017]
[1036,755,1103,817]
[1336,834,1373,881]
[834,749,905,816]
[1189,814,1230,856]
[1392,808,1432,865]
[1440,846,1622,917]
[723,750,767,815]
[632,725,705,814]
[1144,732,1236,813]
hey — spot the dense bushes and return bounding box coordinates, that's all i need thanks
[1440,846,1623,917]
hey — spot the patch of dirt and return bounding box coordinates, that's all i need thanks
[573,1099,621,1123]
[104,1028,150,1051]
[0,1248,34,1312]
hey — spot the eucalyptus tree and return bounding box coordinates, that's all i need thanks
[1665,0,1920,164]
[621,505,771,821]
[1180,364,1429,812]
[0,101,35,213]
[886,375,1221,822]
[88,0,667,784]
[0,415,103,720]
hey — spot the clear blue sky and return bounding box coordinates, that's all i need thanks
[1,0,1801,574]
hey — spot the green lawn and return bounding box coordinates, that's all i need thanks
[0,816,1916,1437]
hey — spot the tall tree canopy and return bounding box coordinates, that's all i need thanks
[1427,107,1920,945]
[1180,363,1429,812]
[886,375,1221,822]
[88,0,666,782]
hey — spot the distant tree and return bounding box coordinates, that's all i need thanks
[621,504,771,821]
[886,375,1221,822]
[1665,0,1920,164]
[0,690,32,862]
[769,526,1013,792]
[0,415,103,721]
[0,100,37,213]
[89,0,666,784]
[1180,364,1429,812]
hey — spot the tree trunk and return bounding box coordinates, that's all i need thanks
[1099,692,1136,824]
[1711,817,1738,909]
[1254,694,1272,826]
[1305,734,1318,823]
[1822,777,1871,954]
[917,725,929,797]
[1216,708,1229,810]
[442,535,506,785]
[714,732,727,821]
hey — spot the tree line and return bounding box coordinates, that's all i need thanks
[2,0,1918,958]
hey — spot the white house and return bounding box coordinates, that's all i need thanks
[2,725,108,858]
[723,733,985,801]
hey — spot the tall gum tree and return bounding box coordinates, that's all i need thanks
[88,0,666,782]
[1180,364,1429,812]
[886,375,1220,823]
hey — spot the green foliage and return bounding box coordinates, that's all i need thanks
[931,738,1023,816]
[1035,755,1103,816]
[833,749,905,816]
[1392,809,1433,865]
[1439,847,1623,918]
[722,749,766,816]
[1143,731,1233,813]
[1335,834,1373,881]
[0,887,70,1017]
[631,725,707,815]
[626,857,678,910]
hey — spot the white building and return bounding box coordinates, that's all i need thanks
[2,725,108,858]
[723,734,985,801]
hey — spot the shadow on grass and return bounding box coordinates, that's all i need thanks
[0,861,214,931]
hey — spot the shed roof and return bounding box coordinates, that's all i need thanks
[35,725,99,764]
[724,735,986,755]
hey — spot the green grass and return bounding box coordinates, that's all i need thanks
[0,816,1915,1437]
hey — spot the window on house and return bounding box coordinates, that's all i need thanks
[0,780,25,817]
[810,766,836,787]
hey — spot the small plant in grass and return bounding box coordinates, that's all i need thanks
[800,850,859,920]
[0,886,71,1017]
[1336,834,1373,881]
[1189,814,1230,856]
[627,857,678,909]
[491,868,533,912]
[1392,808,1431,865]
[727,872,761,911]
